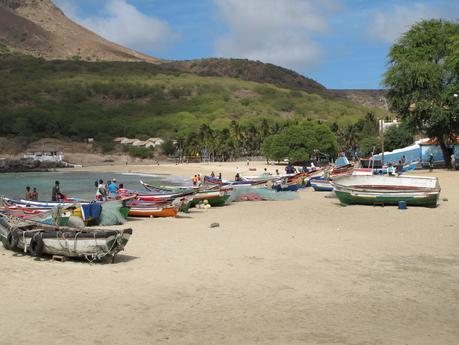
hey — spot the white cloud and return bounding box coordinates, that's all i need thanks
[54,0,175,52]
[53,0,78,18]
[369,3,441,43]
[213,0,336,70]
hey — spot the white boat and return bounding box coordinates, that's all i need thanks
[331,175,440,207]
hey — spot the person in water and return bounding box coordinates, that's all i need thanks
[25,186,33,200]
[31,188,38,201]
[51,181,63,201]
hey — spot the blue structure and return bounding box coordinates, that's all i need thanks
[373,139,459,165]
[372,144,421,164]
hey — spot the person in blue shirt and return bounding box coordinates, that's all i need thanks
[107,178,119,195]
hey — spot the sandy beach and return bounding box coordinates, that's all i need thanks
[0,162,458,345]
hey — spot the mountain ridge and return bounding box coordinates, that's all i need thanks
[0,0,160,63]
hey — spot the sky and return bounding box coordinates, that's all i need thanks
[53,0,458,89]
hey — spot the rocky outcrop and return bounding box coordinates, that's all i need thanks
[0,158,68,172]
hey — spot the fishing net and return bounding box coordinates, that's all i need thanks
[228,186,300,202]
[67,216,85,228]
[98,201,126,226]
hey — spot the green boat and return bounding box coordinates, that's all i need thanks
[189,191,231,207]
[334,190,439,207]
[332,175,440,207]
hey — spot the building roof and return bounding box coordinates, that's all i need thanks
[417,136,459,145]
[114,137,128,142]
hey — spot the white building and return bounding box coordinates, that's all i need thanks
[24,145,64,163]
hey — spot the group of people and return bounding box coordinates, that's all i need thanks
[95,179,121,201]
[24,186,39,201]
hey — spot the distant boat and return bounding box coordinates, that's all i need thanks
[332,175,440,207]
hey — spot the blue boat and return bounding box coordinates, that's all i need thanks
[310,177,334,192]
[273,184,299,192]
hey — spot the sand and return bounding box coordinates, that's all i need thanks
[0,162,458,345]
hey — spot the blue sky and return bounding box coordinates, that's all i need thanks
[53,0,458,89]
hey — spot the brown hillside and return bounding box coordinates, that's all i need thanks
[0,0,160,62]
[329,89,388,110]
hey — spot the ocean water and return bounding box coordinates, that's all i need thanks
[0,171,189,201]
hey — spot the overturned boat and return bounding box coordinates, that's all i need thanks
[0,215,132,262]
[331,175,440,207]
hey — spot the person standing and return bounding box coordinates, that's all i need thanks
[31,188,39,201]
[428,153,434,172]
[192,175,198,187]
[25,186,33,200]
[108,178,118,195]
[218,172,222,180]
[51,181,62,201]
[96,179,108,201]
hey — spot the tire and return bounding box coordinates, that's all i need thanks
[1,230,19,250]
[29,233,44,257]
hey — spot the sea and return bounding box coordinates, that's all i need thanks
[0,171,190,201]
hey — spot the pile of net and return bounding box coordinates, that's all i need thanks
[98,200,127,226]
[228,186,299,202]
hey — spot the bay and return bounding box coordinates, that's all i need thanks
[0,171,189,201]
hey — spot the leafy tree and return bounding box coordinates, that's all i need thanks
[161,140,176,156]
[384,19,459,167]
[261,122,338,162]
[384,122,415,152]
[359,136,381,157]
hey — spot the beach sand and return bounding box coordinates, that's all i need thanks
[0,162,458,345]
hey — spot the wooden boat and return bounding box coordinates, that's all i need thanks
[310,178,334,192]
[128,205,178,217]
[331,175,440,207]
[0,215,132,262]
[189,190,231,207]
[273,184,299,192]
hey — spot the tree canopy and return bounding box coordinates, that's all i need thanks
[261,122,338,162]
[384,19,459,166]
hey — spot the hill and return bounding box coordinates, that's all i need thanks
[0,54,388,143]
[163,58,327,96]
[0,0,159,62]
[330,89,388,110]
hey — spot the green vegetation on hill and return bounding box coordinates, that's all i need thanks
[163,58,327,95]
[0,54,389,158]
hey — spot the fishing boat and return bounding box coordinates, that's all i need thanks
[127,201,179,217]
[310,177,334,192]
[140,180,230,207]
[189,189,232,207]
[0,215,132,262]
[332,175,440,207]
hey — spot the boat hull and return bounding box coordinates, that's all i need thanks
[0,216,132,260]
[190,193,230,207]
[334,190,439,207]
[128,206,178,217]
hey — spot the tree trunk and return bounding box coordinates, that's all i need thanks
[438,138,451,168]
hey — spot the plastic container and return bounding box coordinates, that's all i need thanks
[398,201,407,209]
